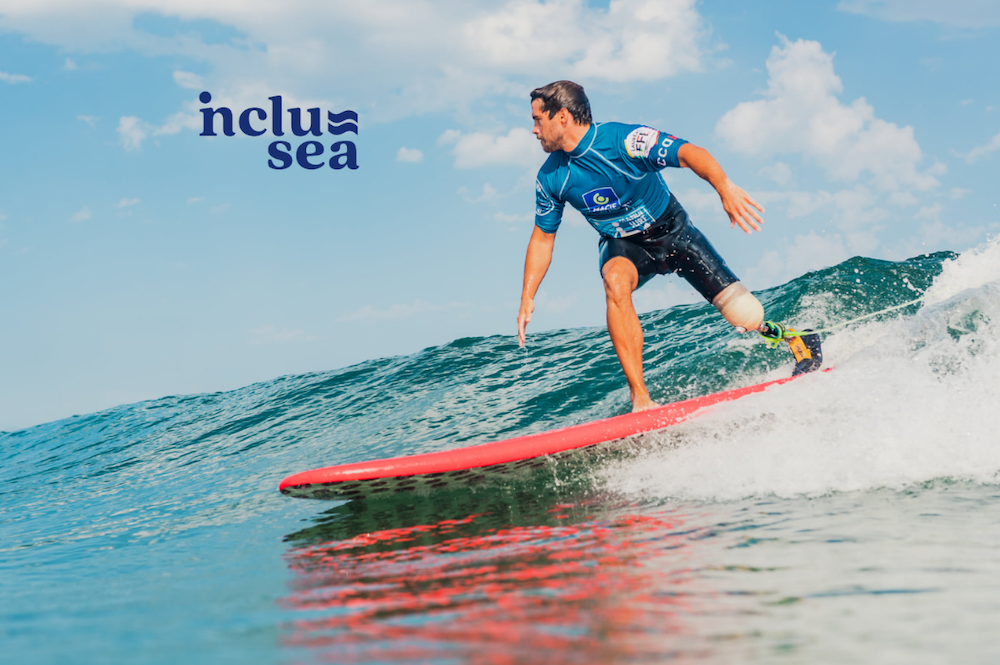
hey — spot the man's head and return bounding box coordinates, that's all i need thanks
[530,80,592,153]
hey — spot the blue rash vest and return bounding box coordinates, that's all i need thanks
[534,122,688,238]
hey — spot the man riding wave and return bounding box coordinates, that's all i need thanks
[516,81,820,412]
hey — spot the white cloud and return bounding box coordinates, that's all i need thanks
[950,187,973,200]
[888,191,918,207]
[70,206,92,223]
[716,36,941,194]
[340,299,468,322]
[117,110,199,150]
[173,70,203,89]
[916,203,943,220]
[117,116,149,151]
[756,185,890,240]
[758,161,793,186]
[0,69,30,84]
[63,57,77,71]
[837,0,1000,28]
[186,196,205,204]
[77,115,99,127]
[890,219,999,260]
[964,131,1000,163]
[396,147,424,163]
[573,0,705,80]
[0,0,709,126]
[464,0,706,81]
[153,111,200,136]
[459,183,500,204]
[672,187,728,227]
[439,127,541,169]
[746,184,994,275]
[116,198,140,208]
[745,232,853,289]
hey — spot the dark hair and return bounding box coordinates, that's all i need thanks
[530,80,592,125]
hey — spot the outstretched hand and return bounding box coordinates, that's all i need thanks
[718,179,765,234]
[517,296,534,348]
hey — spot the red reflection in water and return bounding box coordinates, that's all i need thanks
[282,509,705,664]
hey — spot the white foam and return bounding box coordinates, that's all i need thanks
[925,234,1000,307]
[599,239,1000,502]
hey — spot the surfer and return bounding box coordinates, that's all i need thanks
[517,80,820,412]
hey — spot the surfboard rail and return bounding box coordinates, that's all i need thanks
[280,373,809,500]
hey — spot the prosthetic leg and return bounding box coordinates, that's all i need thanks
[713,283,823,376]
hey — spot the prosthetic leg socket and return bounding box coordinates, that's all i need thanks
[713,282,764,333]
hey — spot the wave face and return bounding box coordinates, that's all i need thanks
[6,241,1000,664]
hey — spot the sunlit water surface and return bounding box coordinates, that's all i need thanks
[5,241,1000,663]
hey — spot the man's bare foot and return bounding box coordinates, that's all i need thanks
[631,394,659,413]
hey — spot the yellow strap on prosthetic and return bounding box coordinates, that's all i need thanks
[784,328,812,362]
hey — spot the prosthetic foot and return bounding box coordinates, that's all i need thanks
[759,322,823,376]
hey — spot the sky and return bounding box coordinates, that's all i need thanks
[1,0,999,431]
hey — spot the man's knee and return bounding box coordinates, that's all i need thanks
[712,282,764,332]
[602,257,638,302]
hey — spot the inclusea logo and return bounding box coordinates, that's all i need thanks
[198,91,359,171]
[582,187,620,213]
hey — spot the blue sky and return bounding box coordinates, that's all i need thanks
[1,0,999,431]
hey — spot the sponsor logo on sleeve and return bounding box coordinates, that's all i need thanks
[536,179,555,216]
[624,127,659,158]
[655,134,680,167]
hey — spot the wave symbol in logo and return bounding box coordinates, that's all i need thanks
[582,187,620,213]
[327,110,359,135]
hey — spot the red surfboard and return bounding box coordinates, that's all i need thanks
[279,373,811,500]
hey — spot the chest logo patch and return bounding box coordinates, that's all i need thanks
[582,187,621,213]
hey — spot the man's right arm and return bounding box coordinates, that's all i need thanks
[517,225,556,347]
[677,142,763,234]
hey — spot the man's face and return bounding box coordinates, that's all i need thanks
[532,99,565,153]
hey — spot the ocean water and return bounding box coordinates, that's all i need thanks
[5,239,1000,664]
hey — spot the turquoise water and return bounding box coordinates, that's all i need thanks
[5,240,1000,663]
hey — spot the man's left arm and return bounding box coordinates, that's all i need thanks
[677,143,764,235]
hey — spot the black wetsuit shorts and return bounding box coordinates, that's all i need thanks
[598,195,738,302]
